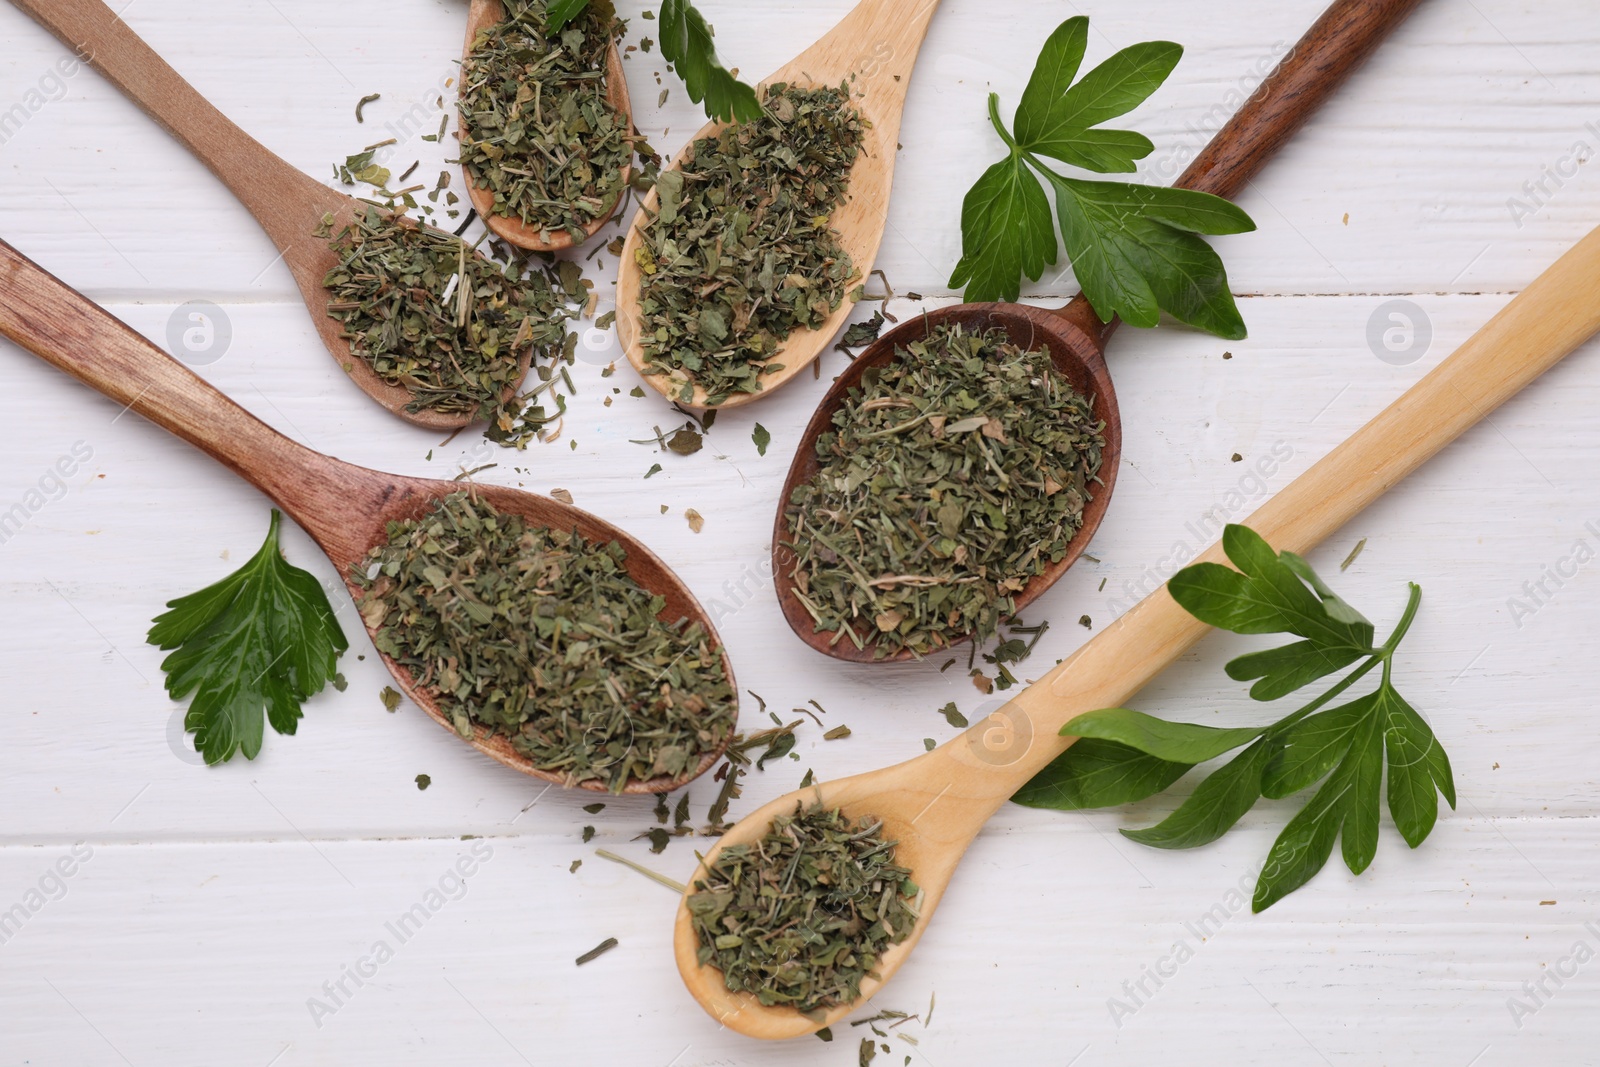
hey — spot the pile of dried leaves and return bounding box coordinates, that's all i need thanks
[351,491,736,792]
[457,0,634,243]
[634,82,864,405]
[782,322,1105,658]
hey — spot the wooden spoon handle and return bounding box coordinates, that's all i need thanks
[9,0,327,242]
[1056,0,1426,341]
[0,239,337,511]
[972,222,1600,794]
[1176,0,1426,199]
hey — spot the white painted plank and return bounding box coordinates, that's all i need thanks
[3,0,1600,1062]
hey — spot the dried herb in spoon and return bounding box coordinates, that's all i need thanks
[687,803,920,1014]
[782,322,1105,658]
[457,0,634,244]
[635,82,864,406]
[319,207,571,430]
[351,491,736,791]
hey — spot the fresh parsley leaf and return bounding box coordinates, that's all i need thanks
[951,17,1255,339]
[544,0,590,32]
[658,0,761,123]
[1120,740,1272,850]
[1015,19,1180,174]
[948,143,1057,302]
[147,510,348,765]
[1013,739,1190,810]
[1016,523,1455,911]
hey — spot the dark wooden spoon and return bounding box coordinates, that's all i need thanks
[11,0,534,432]
[775,0,1427,663]
[460,0,634,252]
[0,239,735,794]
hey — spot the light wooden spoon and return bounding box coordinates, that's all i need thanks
[616,0,942,410]
[676,221,1600,1037]
[11,0,531,431]
[460,0,634,251]
[0,238,735,795]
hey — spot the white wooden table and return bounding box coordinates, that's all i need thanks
[2,1,1598,1063]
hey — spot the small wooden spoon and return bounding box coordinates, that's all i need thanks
[775,0,1428,663]
[616,0,943,410]
[460,0,634,251]
[11,0,531,432]
[0,239,735,795]
[681,217,1600,1038]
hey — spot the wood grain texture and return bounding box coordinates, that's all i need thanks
[615,0,942,409]
[2,0,1600,1063]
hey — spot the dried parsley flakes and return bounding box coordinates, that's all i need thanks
[687,804,920,1014]
[457,0,633,243]
[320,208,571,433]
[352,491,736,792]
[782,322,1105,658]
[635,82,864,406]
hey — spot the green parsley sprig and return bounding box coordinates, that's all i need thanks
[658,0,761,122]
[148,511,348,765]
[951,17,1256,340]
[1016,524,1456,912]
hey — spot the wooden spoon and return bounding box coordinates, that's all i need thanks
[681,217,1600,1038]
[460,0,634,251]
[775,0,1428,663]
[0,238,735,795]
[616,0,943,410]
[11,0,531,432]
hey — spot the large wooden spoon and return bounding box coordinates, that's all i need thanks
[616,0,943,410]
[459,0,634,251]
[775,0,1428,663]
[10,0,531,431]
[0,238,735,795]
[681,215,1600,1038]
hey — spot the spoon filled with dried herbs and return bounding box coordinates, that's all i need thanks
[12,0,569,433]
[615,0,944,409]
[774,0,1428,662]
[679,211,1600,1038]
[457,0,636,251]
[0,239,737,794]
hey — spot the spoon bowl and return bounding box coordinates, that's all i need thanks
[775,0,1430,662]
[460,0,635,252]
[773,298,1121,662]
[12,0,540,431]
[616,0,943,410]
[0,239,734,795]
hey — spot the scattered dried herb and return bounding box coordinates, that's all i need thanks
[575,936,619,965]
[635,83,865,405]
[687,804,920,1014]
[457,0,634,244]
[782,322,1105,658]
[351,491,736,791]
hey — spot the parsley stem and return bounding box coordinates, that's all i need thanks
[1380,582,1424,656]
[1258,581,1422,739]
[1263,654,1384,738]
[986,93,1019,151]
